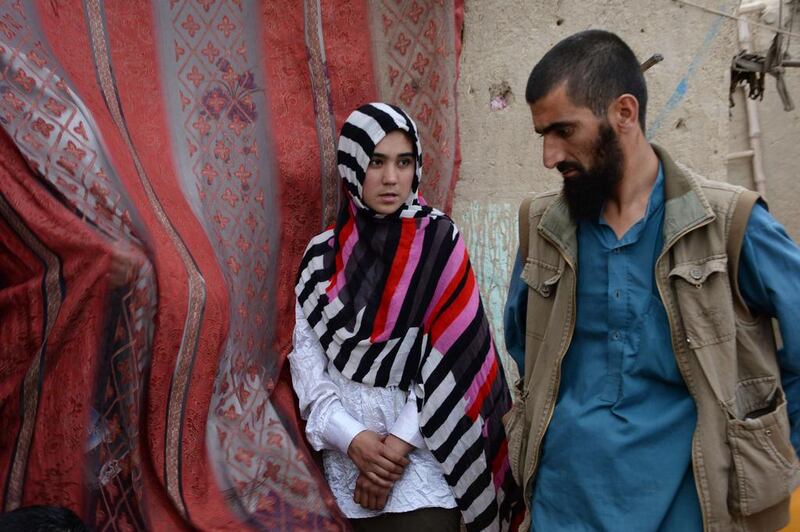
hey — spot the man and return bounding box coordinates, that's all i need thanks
[504,29,800,531]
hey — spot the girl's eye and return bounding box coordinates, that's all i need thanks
[369,158,383,167]
[398,157,414,168]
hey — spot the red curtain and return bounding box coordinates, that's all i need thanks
[0,1,463,530]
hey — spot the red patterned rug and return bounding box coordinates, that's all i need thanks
[0,1,463,530]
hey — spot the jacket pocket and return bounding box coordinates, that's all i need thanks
[521,258,562,341]
[521,258,562,298]
[668,256,735,347]
[503,378,529,487]
[727,382,800,516]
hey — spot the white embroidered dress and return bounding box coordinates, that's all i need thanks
[288,302,457,518]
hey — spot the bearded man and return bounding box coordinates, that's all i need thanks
[503,29,800,531]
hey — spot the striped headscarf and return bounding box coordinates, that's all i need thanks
[295,103,523,530]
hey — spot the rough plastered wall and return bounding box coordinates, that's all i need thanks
[453,0,739,382]
[727,8,800,242]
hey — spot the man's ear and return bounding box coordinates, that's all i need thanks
[609,93,640,132]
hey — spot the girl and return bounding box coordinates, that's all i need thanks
[290,103,521,531]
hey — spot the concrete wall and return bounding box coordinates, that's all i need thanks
[453,0,744,382]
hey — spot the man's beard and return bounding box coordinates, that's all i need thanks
[559,123,624,222]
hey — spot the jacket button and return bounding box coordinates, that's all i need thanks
[540,286,550,296]
[690,267,702,281]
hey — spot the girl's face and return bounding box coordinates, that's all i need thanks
[362,130,415,214]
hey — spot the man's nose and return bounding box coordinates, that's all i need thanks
[542,137,563,170]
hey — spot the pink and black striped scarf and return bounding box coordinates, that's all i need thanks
[295,103,522,530]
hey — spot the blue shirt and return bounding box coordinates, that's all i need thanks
[504,165,800,531]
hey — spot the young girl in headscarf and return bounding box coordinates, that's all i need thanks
[290,103,522,531]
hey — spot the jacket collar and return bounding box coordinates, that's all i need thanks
[537,143,716,265]
[654,144,716,247]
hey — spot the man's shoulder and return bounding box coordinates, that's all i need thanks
[524,190,561,216]
[696,177,749,196]
[531,189,561,200]
[671,159,746,195]
[672,160,752,212]
[656,143,750,203]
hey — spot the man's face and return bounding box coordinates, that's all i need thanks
[531,84,623,221]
